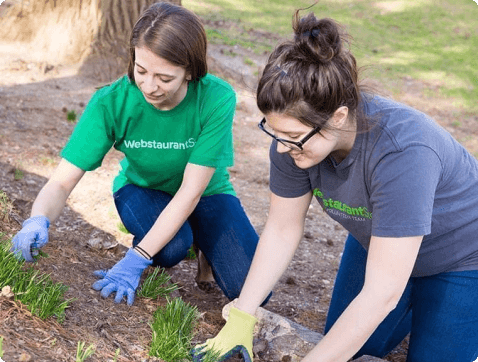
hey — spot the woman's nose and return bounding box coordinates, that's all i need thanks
[142,76,158,94]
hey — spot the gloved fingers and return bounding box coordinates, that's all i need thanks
[191,344,251,362]
[226,346,253,362]
[11,241,35,263]
[93,269,108,279]
[190,344,206,362]
[35,231,49,248]
[99,282,118,299]
[114,286,127,304]
[92,278,112,291]
[126,288,136,306]
[190,340,219,361]
[22,246,35,262]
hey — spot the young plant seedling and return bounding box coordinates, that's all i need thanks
[138,268,179,300]
[66,110,77,122]
[76,341,95,362]
[149,298,199,362]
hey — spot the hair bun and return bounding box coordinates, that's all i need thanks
[293,13,343,63]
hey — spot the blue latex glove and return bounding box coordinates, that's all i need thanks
[11,215,50,262]
[92,248,152,305]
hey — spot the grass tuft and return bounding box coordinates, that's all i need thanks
[0,241,74,322]
[66,110,77,122]
[137,268,179,300]
[76,341,95,362]
[149,298,199,361]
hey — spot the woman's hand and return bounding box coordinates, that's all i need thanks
[191,307,257,362]
[92,248,152,305]
[10,215,50,262]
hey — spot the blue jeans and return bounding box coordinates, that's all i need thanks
[325,234,478,362]
[113,184,261,302]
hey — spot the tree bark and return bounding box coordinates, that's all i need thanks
[0,0,183,80]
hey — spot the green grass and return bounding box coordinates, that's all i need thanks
[117,222,130,234]
[148,298,222,361]
[66,110,77,122]
[137,268,179,300]
[184,0,478,113]
[0,240,74,322]
[14,168,24,181]
[149,298,199,361]
[76,341,95,362]
[0,336,4,358]
[186,245,197,260]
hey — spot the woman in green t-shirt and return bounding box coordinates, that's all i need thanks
[10,2,261,307]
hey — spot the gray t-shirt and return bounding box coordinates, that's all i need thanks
[269,95,478,277]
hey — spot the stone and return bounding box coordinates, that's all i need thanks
[222,300,387,362]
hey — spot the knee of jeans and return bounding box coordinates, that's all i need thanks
[153,239,191,268]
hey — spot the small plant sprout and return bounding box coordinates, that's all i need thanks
[186,245,197,260]
[66,110,77,122]
[14,168,24,181]
[149,298,199,361]
[243,57,254,66]
[117,222,130,234]
[138,268,179,299]
[0,335,4,358]
[112,348,120,362]
[76,341,95,362]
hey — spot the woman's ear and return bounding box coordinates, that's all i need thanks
[331,106,349,128]
[186,73,192,81]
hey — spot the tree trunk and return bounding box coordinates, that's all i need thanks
[0,0,182,81]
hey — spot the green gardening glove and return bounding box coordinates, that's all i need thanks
[191,307,257,362]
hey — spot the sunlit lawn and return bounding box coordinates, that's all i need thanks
[184,0,478,113]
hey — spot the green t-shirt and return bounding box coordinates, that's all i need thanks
[61,74,236,196]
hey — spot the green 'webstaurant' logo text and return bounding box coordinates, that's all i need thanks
[313,188,372,220]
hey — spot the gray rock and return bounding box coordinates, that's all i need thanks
[223,301,387,361]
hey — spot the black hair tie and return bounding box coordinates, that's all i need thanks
[303,29,320,38]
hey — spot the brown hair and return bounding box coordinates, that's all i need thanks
[257,10,368,131]
[127,2,207,82]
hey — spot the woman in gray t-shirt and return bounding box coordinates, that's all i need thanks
[193,9,478,362]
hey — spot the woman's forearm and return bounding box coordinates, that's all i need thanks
[136,163,215,256]
[30,181,72,222]
[30,159,85,222]
[235,225,302,315]
[137,188,201,256]
[235,192,311,315]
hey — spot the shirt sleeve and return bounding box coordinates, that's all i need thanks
[370,145,442,237]
[188,92,235,169]
[269,141,312,198]
[60,91,115,171]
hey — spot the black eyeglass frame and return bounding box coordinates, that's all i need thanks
[258,118,321,150]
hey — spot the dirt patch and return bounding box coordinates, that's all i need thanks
[1,21,477,362]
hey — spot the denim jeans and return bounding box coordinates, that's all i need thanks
[113,184,261,302]
[325,234,478,362]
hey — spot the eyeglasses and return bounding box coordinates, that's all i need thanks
[258,118,321,151]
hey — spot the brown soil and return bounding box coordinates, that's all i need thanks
[1,21,477,362]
